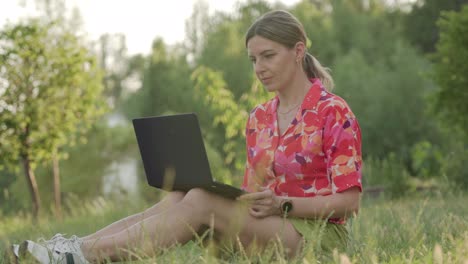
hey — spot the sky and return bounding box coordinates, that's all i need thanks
[0,0,301,55]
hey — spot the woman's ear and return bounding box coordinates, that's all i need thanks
[294,42,306,61]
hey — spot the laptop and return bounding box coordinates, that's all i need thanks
[132,113,245,199]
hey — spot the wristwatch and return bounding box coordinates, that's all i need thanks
[280,199,293,216]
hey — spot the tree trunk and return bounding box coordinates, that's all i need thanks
[22,155,41,219]
[53,154,62,220]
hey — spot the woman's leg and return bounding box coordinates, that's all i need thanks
[81,188,303,262]
[81,191,185,240]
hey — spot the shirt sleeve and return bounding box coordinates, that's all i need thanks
[322,101,363,193]
[242,106,271,192]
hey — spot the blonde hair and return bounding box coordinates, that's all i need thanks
[245,10,334,91]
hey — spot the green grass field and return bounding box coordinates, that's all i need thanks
[1,193,467,263]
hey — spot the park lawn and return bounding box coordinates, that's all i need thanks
[1,193,467,263]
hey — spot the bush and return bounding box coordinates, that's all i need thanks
[439,142,468,191]
[363,154,411,198]
[410,140,444,179]
[431,5,468,138]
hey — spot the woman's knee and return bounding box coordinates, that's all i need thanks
[165,191,186,202]
[181,188,214,210]
[146,191,185,214]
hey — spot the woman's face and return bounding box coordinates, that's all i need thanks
[247,35,299,93]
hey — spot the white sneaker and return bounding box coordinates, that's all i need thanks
[2,244,19,264]
[19,240,89,264]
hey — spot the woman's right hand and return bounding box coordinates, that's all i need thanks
[237,187,282,218]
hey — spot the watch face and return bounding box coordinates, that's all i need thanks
[282,201,293,213]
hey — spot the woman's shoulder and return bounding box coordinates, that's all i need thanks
[317,91,355,116]
[245,97,277,128]
[248,96,277,116]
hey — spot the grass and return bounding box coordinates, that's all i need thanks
[1,193,467,263]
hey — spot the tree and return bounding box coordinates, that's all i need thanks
[122,38,193,119]
[14,0,92,219]
[192,0,273,99]
[431,5,468,138]
[191,66,271,173]
[403,0,468,54]
[0,19,106,218]
[185,0,210,62]
[95,33,146,109]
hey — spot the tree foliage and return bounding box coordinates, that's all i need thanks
[193,0,274,99]
[431,5,468,138]
[191,66,269,172]
[122,38,193,119]
[0,19,106,217]
[403,0,468,54]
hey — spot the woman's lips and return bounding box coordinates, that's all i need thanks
[261,77,272,83]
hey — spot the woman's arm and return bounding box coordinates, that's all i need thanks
[285,187,360,219]
[238,186,360,219]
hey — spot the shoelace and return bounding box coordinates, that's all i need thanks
[38,233,89,263]
[39,233,83,254]
[38,233,65,249]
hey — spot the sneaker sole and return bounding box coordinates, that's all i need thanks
[18,240,51,264]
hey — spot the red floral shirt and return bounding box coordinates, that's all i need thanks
[242,78,362,224]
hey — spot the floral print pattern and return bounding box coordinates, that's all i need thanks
[242,78,362,224]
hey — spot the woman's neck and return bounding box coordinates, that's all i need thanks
[277,74,312,108]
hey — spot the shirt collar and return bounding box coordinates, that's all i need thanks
[267,78,324,115]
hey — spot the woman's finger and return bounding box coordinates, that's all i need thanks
[249,207,266,218]
[238,191,268,201]
[252,198,274,206]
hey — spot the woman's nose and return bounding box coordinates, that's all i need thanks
[254,60,265,75]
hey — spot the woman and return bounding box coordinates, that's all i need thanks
[17,10,362,263]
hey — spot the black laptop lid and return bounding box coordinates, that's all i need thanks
[132,113,213,191]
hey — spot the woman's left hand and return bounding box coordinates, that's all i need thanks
[237,187,282,218]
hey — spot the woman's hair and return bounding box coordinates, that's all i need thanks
[245,10,334,91]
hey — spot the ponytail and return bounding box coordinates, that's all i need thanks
[303,53,334,91]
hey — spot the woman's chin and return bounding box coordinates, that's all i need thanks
[263,84,277,93]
